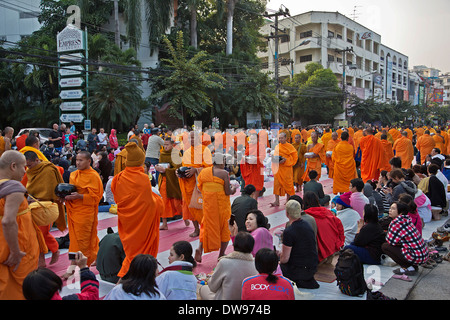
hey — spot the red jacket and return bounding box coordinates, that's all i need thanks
[304,206,345,261]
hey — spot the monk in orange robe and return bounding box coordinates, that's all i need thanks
[291,134,307,192]
[18,135,48,162]
[433,130,446,155]
[416,130,436,165]
[325,132,340,179]
[177,131,213,237]
[291,127,301,144]
[393,131,415,169]
[240,133,265,198]
[0,127,13,157]
[195,154,237,262]
[379,134,395,172]
[332,132,356,194]
[440,127,448,155]
[63,151,103,279]
[0,151,39,300]
[156,137,184,230]
[23,151,67,268]
[15,130,29,151]
[111,142,162,278]
[388,127,401,143]
[321,128,332,152]
[271,132,298,207]
[301,128,308,143]
[359,127,383,183]
[404,127,413,141]
[302,131,326,183]
[415,127,425,140]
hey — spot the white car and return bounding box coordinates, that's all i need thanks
[15,128,53,145]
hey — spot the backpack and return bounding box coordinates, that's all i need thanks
[334,248,367,296]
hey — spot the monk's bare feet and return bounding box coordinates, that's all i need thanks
[270,202,279,207]
[160,225,168,230]
[195,249,202,263]
[50,250,60,265]
[189,230,200,237]
[38,253,46,268]
[184,220,190,227]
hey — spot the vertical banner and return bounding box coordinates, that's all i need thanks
[386,60,393,100]
[433,88,443,103]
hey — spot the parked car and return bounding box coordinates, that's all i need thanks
[15,128,53,145]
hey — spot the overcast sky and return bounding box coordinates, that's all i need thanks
[264,0,450,73]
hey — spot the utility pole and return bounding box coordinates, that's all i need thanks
[335,46,354,121]
[264,6,290,124]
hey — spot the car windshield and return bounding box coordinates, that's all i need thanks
[38,129,52,137]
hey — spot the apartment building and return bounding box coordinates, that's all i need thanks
[0,0,42,44]
[258,11,409,107]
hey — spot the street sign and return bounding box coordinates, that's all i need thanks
[59,77,84,88]
[60,101,84,111]
[59,53,84,64]
[57,24,86,52]
[59,65,84,76]
[60,113,85,123]
[60,89,84,100]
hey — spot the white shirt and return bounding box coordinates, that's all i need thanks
[155,261,197,300]
[97,132,108,145]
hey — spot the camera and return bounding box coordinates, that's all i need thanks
[68,252,77,260]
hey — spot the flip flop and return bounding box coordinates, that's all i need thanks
[367,277,384,287]
[392,274,412,282]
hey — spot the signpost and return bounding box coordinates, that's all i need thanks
[57,6,89,126]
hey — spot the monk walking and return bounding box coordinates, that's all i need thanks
[332,131,356,195]
[416,130,435,165]
[0,150,39,300]
[291,134,307,192]
[380,134,395,172]
[325,132,340,179]
[393,131,415,169]
[271,132,298,207]
[240,133,265,199]
[63,151,103,279]
[302,131,326,183]
[195,153,237,262]
[359,127,383,183]
[111,142,162,278]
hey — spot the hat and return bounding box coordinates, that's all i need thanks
[336,192,352,208]
[125,142,145,167]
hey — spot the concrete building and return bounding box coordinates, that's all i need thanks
[258,11,410,120]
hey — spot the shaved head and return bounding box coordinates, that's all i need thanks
[0,150,27,181]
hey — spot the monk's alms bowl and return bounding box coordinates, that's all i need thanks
[55,183,77,199]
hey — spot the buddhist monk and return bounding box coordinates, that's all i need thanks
[321,128,332,152]
[155,137,184,230]
[291,134,307,192]
[0,150,39,300]
[177,131,213,237]
[270,132,298,207]
[15,130,29,151]
[114,138,140,175]
[416,130,436,165]
[433,130,446,155]
[291,126,301,144]
[63,151,103,279]
[240,133,265,199]
[332,131,356,195]
[359,127,383,183]
[380,134,395,172]
[440,126,448,156]
[23,151,67,268]
[300,127,308,143]
[388,127,401,143]
[325,132,340,179]
[111,142,162,278]
[19,135,48,162]
[302,131,326,183]
[195,153,237,262]
[0,127,14,157]
[393,131,415,169]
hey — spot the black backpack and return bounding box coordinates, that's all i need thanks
[334,248,367,296]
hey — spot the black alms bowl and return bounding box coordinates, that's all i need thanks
[55,183,77,198]
[177,166,191,178]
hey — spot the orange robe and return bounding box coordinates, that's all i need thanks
[321,132,332,152]
[19,146,48,162]
[65,167,103,266]
[291,129,301,143]
[416,134,436,165]
[433,134,446,155]
[272,142,298,196]
[332,141,357,194]
[353,130,364,151]
[114,149,127,175]
[0,180,40,300]
[158,149,183,219]
[393,136,415,169]
[178,145,212,223]
[111,166,162,278]
[415,127,425,140]
[197,167,231,253]
[291,142,307,185]
[405,128,413,141]
[380,140,395,172]
[302,143,326,182]
[15,135,27,151]
[240,141,265,191]
[359,135,383,182]
[388,128,401,142]
[301,129,308,143]
[325,139,339,179]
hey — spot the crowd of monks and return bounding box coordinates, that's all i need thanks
[0,122,449,300]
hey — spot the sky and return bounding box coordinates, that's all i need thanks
[264,0,450,73]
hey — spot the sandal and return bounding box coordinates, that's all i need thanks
[366,277,384,287]
[392,274,412,282]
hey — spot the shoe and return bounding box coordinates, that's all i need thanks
[392,274,412,282]
[393,267,417,276]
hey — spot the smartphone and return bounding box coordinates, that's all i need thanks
[68,252,77,260]
[229,214,236,226]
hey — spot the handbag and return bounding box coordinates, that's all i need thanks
[28,194,59,226]
[189,173,203,210]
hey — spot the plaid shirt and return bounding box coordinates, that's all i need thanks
[386,215,429,264]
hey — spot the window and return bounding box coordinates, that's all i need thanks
[299,55,313,63]
[328,31,335,38]
[300,31,313,39]
[328,55,335,62]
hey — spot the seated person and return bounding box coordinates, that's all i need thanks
[303,170,330,206]
[334,192,362,246]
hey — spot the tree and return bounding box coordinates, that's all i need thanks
[152,31,225,125]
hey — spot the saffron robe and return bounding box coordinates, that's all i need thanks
[416,134,436,165]
[272,142,298,196]
[178,145,212,222]
[19,146,48,162]
[291,142,307,185]
[240,141,265,191]
[112,166,162,278]
[393,136,415,169]
[325,139,340,179]
[158,149,183,218]
[380,140,395,172]
[65,167,103,266]
[359,135,383,182]
[197,167,232,253]
[0,180,39,300]
[433,134,446,155]
[302,143,326,183]
[332,141,357,194]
